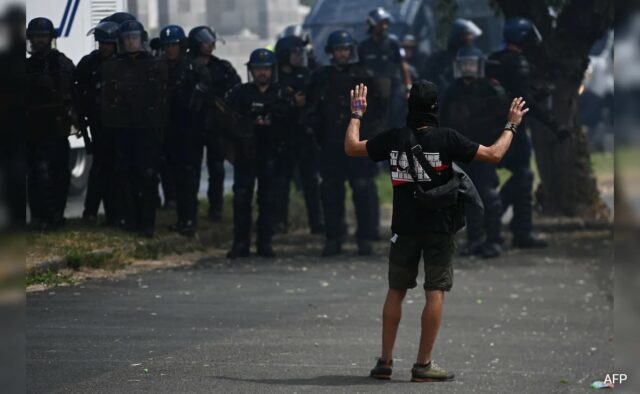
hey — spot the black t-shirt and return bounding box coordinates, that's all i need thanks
[366,126,479,234]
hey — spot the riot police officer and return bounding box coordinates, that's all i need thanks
[278,24,320,71]
[155,25,198,236]
[155,27,187,211]
[440,46,509,258]
[359,7,412,129]
[75,20,119,225]
[425,18,482,92]
[487,17,563,248]
[307,30,381,256]
[26,17,76,230]
[226,48,295,258]
[272,35,324,235]
[401,34,426,81]
[186,26,241,222]
[105,20,166,237]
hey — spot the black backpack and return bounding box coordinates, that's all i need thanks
[403,127,460,210]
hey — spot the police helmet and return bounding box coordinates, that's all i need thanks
[453,46,485,79]
[367,7,393,27]
[118,20,145,37]
[91,21,119,43]
[106,12,137,25]
[26,17,56,39]
[325,30,358,64]
[504,17,543,46]
[448,18,482,48]
[401,34,417,47]
[247,48,276,68]
[159,24,186,46]
[278,24,310,45]
[188,26,220,51]
[275,36,306,65]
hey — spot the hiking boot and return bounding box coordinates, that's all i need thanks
[512,234,548,249]
[411,360,454,382]
[322,239,342,257]
[369,358,393,380]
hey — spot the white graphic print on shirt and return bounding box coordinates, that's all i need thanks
[389,150,449,187]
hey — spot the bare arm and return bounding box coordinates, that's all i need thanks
[474,97,529,163]
[401,60,412,88]
[345,83,369,157]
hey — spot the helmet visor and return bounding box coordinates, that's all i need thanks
[453,56,485,79]
[194,28,216,44]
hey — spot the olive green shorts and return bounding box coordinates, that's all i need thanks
[388,232,455,292]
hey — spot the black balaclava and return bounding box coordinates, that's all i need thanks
[407,80,440,129]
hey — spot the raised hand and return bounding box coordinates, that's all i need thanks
[350,83,368,116]
[508,96,529,125]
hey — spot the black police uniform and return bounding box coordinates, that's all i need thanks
[307,63,379,252]
[226,82,294,254]
[487,48,557,243]
[75,49,116,224]
[165,56,198,232]
[109,50,163,237]
[440,78,509,254]
[273,64,324,234]
[26,48,75,229]
[188,53,241,220]
[358,35,405,129]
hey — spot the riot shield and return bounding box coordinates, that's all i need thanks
[101,59,168,129]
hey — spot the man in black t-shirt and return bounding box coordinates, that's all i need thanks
[344,80,529,382]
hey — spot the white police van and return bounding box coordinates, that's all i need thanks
[26,0,126,195]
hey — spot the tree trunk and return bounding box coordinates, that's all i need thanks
[491,0,613,220]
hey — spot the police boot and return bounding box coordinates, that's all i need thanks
[256,243,276,258]
[512,234,548,249]
[480,242,503,259]
[460,238,486,257]
[322,239,342,257]
[227,243,250,259]
[178,220,196,237]
[208,209,223,222]
[357,239,373,256]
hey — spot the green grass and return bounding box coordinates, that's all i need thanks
[26,269,77,287]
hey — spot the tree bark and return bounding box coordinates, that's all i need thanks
[490,0,613,220]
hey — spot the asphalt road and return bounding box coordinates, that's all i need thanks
[26,230,613,393]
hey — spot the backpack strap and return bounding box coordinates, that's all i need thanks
[404,127,442,181]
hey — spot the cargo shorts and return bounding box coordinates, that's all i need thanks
[388,232,455,292]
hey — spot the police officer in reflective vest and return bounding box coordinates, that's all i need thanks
[186,26,241,222]
[306,30,379,256]
[441,47,509,258]
[26,17,76,230]
[226,49,295,258]
[272,35,324,235]
[75,19,119,225]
